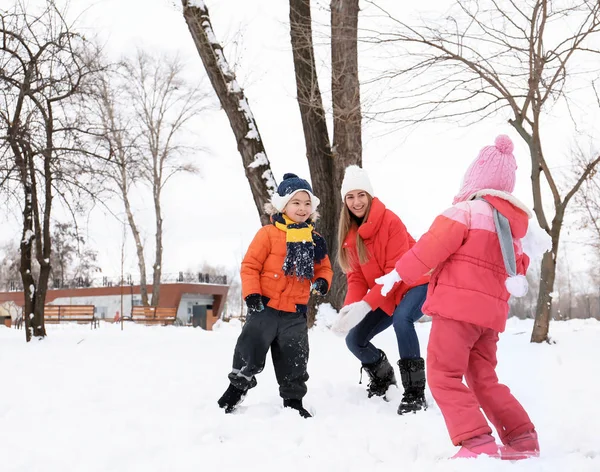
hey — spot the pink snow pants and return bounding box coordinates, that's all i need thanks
[427,316,535,446]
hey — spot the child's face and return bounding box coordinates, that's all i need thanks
[283,191,313,223]
[345,190,370,218]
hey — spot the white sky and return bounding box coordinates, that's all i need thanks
[1,0,598,282]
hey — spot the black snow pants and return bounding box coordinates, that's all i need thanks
[228,305,309,400]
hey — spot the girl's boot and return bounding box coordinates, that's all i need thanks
[500,430,540,460]
[452,434,499,459]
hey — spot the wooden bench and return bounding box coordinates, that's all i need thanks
[130,306,177,325]
[44,305,97,329]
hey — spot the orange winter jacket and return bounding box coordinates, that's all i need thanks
[241,224,333,313]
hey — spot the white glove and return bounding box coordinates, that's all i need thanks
[375,269,402,297]
[331,301,372,336]
[331,303,355,336]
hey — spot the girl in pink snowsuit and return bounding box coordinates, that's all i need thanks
[377,135,539,459]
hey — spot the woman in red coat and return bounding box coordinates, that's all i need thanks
[332,165,429,414]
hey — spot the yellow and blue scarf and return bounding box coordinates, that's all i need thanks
[272,213,328,280]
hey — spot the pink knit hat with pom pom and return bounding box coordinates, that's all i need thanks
[453,135,517,204]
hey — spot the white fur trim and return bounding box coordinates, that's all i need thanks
[505,275,529,297]
[264,202,320,221]
[270,189,320,213]
[470,189,532,218]
[341,165,374,199]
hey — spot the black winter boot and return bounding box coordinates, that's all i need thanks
[283,399,312,418]
[397,358,427,415]
[361,350,397,398]
[218,383,248,413]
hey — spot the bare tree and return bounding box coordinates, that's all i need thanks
[91,71,151,305]
[181,0,276,227]
[182,1,364,317]
[364,0,600,343]
[331,0,362,171]
[289,0,362,314]
[92,50,209,306]
[330,0,363,305]
[124,51,208,306]
[0,2,104,341]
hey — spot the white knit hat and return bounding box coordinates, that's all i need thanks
[341,165,374,199]
[271,173,320,212]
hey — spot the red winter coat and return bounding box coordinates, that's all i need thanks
[395,194,530,333]
[343,198,430,315]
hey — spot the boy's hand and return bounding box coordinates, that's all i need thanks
[375,269,402,296]
[311,278,329,296]
[245,294,265,312]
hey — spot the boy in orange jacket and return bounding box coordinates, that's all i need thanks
[218,173,333,418]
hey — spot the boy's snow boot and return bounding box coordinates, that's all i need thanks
[397,358,427,415]
[361,349,397,398]
[217,383,248,413]
[283,399,312,418]
[499,430,540,460]
[451,433,499,459]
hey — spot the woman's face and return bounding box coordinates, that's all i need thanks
[344,190,370,218]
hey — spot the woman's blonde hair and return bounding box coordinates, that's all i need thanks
[337,193,372,273]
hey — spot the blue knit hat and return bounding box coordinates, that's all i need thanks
[271,173,320,212]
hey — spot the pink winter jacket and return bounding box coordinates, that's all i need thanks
[395,194,530,333]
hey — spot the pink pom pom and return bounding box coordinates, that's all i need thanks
[495,135,514,154]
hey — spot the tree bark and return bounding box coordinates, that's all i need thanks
[330,0,362,305]
[182,0,276,226]
[531,207,564,342]
[121,169,150,306]
[151,179,163,306]
[18,163,46,341]
[289,0,346,321]
[532,247,556,342]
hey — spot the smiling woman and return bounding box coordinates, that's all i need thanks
[334,165,430,415]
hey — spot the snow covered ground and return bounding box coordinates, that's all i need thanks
[1,312,598,472]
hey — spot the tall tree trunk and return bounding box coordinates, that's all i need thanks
[19,166,42,341]
[121,171,149,306]
[182,0,276,226]
[36,139,53,337]
[19,152,50,341]
[330,0,362,305]
[289,0,346,322]
[531,213,563,342]
[151,183,163,306]
[513,119,557,343]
